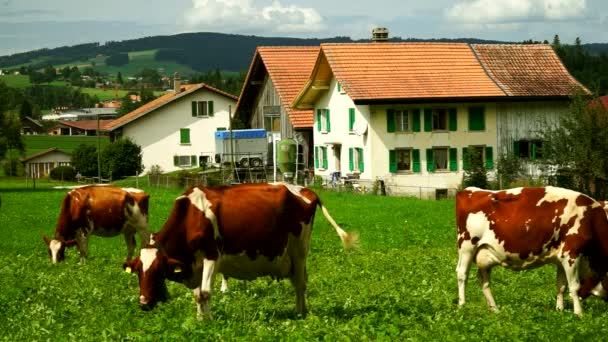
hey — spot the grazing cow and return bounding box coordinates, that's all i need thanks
[456,186,608,315]
[43,185,150,264]
[123,183,358,320]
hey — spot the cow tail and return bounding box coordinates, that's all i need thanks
[319,204,359,249]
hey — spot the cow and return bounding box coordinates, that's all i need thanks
[123,183,358,320]
[456,186,608,315]
[43,185,151,264]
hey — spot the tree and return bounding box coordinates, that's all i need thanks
[19,100,32,119]
[462,148,488,189]
[71,144,99,177]
[100,138,143,179]
[117,71,124,85]
[106,53,130,67]
[540,92,608,199]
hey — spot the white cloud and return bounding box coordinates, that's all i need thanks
[445,0,586,24]
[184,0,324,33]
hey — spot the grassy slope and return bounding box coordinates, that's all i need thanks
[23,135,110,156]
[0,179,606,340]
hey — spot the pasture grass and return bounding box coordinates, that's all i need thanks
[1,178,607,340]
[22,135,110,157]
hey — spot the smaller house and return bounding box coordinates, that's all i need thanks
[20,116,44,135]
[21,148,71,179]
[48,120,114,136]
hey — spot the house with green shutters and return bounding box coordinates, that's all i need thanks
[293,42,587,197]
[107,75,237,173]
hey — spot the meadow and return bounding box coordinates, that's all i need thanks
[1,177,607,341]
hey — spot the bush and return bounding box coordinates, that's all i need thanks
[100,137,143,179]
[49,165,76,181]
[461,149,488,189]
[71,144,98,177]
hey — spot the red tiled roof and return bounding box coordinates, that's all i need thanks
[258,47,319,128]
[471,44,589,96]
[58,120,115,131]
[320,42,506,101]
[107,84,238,130]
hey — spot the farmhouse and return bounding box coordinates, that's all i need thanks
[21,147,71,178]
[234,47,320,178]
[106,74,238,173]
[20,116,43,135]
[292,42,588,197]
[48,120,114,136]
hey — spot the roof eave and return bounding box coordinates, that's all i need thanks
[354,95,574,105]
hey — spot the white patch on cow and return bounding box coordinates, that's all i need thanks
[186,188,220,239]
[536,186,589,235]
[271,182,312,204]
[49,239,62,263]
[149,234,156,245]
[141,248,158,273]
[121,187,144,193]
[465,211,492,239]
[505,187,523,195]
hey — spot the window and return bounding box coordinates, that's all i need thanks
[349,108,355,132]
[191,101,214,117]
[468,106,485,131]
[514,140,543,160]
[264,115,281,132]
[314,146,328,169]
[349,147,364,172]
[173,155,197,167]
[316,109,331,132]
[387,108,421,133]
[424,108,457,132]
[180,128,190,144]
[390,149,421,173]
[463,145,494,170]
[427,147,449,171]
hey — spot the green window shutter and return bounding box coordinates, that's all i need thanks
[208,101,214,116]
[180,128,190,144]
[337,83,341,92]
[389,150,397,173]
[423,108,432,132]
[449,148,458,171]
[387,109,395,133]
[173,156,179,166]
[316,110,322,132]
[426,149,434,172]
[468,106,485,131]
[358,148,364,173]
[449,108,457,131]
[485,146,494,169]
[322,147,328,169]
[326,109,331,132]
[463,147,470,171]
[412,149,421,172]
[314,146,319,168]
[412,109,421,132]
[349,148,354,172]
[191,155,197,166]
[349,108,355,131]
[513,140,520,157]
[191,101,197,117]
[531,142,537,160]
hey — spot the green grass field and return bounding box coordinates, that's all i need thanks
[22,135,110,157]
[1,178,607,340]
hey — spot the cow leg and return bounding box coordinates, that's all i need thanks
[561,258,583,316]
[456,244,475,307]
[195,258,217,321]
[75,229,88,264]
[220,275,229,293]
[290,258,307,315]
[555,266,567,311]
[477,267,498,312]
[124,232,136,260]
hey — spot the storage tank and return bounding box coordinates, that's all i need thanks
[277,139,297,177]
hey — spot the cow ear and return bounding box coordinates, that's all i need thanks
[42,235,51,245]
[64,239,78,247]
[167,258,184,274]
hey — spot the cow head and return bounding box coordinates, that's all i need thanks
[42,235,77,264]
[123,247,183,310]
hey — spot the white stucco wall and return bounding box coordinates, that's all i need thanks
[122,89,235,173]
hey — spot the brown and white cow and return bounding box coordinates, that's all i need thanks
[456,186,608,315]
[43,185,151,264]
[123,183,358,320]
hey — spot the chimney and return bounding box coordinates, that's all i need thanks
[372,27,389,42]
[173,72,181,93]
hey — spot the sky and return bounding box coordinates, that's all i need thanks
[0,0,606,56]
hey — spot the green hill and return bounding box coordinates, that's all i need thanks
[23,135,110,157]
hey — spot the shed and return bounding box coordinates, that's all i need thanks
[21,148,72,178]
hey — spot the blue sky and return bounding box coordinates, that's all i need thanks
[0,0,606,56]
